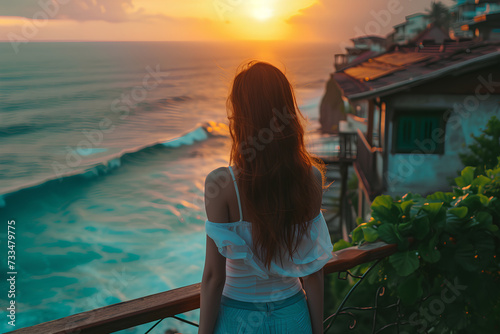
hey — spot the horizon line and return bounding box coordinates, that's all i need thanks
[0,39,337,44]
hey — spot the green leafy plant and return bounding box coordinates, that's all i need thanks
[459,115,500,174]
[334,161,500,332]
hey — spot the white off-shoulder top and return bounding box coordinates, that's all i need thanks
[204,166,334,303]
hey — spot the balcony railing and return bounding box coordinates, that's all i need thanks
[334,54,348,71]
[308,132,357,164]
[354,128,382,199]
[8,241,400,334]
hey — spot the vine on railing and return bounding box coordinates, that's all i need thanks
[333,161,500,333]
[322,258,412,333]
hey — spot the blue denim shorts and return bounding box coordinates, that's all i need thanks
[213,290,312,334]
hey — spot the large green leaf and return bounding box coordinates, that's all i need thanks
[445,214,467,234]
[456,194,484,213]
[426,191,454,204]
[378,223,409,250]
[371,195,400,224]
[397,275,423,305]
[362,226,379,242]
[418,240,441,263]
[351,225,364,244]
[377,224,398,244]
[398,221,413,234]
[389,251,420,276]
[454,242,479,271]
[448,206,468,219]
[412,215,431,240]
[455,166,476,188]
[371,195,393,210]
[422,202,443,220]
[464,211,493,230]
[333,239,352,251]
[401,200,414,216]
[472,175,492,193]
[401,193,421,202]
[477,194,491,206]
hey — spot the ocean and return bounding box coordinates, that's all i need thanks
[0,41,338,333]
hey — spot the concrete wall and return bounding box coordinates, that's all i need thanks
[383,93,500,197]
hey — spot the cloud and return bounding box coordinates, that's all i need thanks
[1,0,170,23]
[287,0,455,43]
[0,14,230,42]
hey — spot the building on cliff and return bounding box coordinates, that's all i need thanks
[320,36,386,135]
[334,36,387,71]
[325,36,500,219]
[387,13,430,46]
[450,0,500,40]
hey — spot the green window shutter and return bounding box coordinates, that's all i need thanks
[419,116,438,143]
[395,113,444,154]
[396,116,417,151]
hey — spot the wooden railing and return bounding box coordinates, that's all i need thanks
[309,132,357,164]
[354,128,382,199]
[334,54,348,71]
[8,241,398,334]
[337,132,357,161]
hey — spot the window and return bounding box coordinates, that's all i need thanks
[393,111,445,154]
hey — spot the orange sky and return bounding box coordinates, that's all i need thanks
[0,0,454,43]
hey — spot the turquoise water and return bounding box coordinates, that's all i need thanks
[0,41,336,333]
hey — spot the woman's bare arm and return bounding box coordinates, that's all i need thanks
[198,168,229,334]
[198,236,226,334]
[302,267,324,334]
[303,165,326,333]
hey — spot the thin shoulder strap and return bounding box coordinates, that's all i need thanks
[228,166,243,222]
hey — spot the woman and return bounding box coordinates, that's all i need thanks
[199,61,334,334]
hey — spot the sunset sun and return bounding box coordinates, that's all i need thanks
[252,7,274,21]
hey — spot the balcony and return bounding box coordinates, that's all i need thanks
[334,54,348,71]
[7,241,400,334]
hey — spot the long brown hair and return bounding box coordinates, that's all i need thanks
[227,60,325,269]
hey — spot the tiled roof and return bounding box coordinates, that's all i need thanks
[333,40,500,100]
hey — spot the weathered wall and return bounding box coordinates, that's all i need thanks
[383,93,500,196]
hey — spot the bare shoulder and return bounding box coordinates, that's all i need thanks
[205,166,230,185]
[205,167,231,223]
[204,167,232,200]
